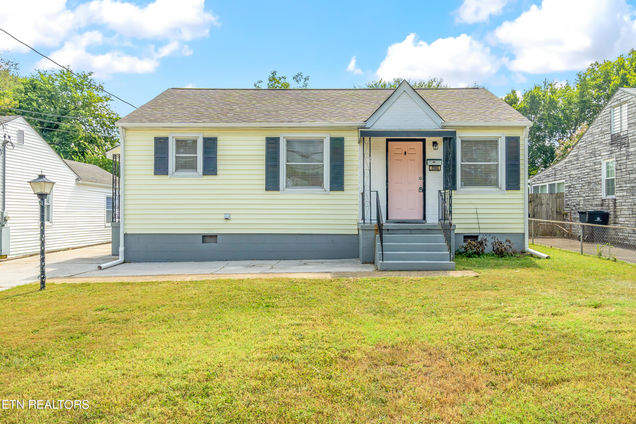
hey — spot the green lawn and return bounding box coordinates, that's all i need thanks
[0,247,634,423]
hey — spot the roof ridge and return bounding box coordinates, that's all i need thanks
[168,87,483,91]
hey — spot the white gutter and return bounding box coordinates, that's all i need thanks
[116,121,366,129]
[98,127,125,270]
[442,121,532,127]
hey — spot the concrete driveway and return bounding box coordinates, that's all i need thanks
[0,244,115,291]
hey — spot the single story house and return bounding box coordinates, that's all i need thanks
[0,116,112,258]
[529,88,635,234]
[113,81,531,270]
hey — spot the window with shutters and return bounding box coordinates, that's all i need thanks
[602,159,616,198]
[459,138,501,189]
[610,103,628,134]
[169,134,202,176]
[281,135,329,192]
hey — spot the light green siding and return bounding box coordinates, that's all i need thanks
[453,127,526,234]
[123,128,359,234]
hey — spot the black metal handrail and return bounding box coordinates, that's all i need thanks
[438,189,453,259]
[438,189,452,225]
[374,190,384,261]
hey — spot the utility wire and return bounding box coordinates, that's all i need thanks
[1,107,92,121]
[9,115,87,126]
[0,26,138,109]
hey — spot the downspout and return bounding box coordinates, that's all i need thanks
[1,135,6,227]
[99,127,125,269]
[523,125,529,251]
[522,125,547,259]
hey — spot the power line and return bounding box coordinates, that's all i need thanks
[1,107,92,121]
[10,115,86,126]
[0,26,138,109]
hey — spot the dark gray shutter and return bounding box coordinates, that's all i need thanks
[265,137,280,191]
[505,136,521,190]
[442,136,457,190]
[154,137,169,175]
[203,137,217,175]
[330,137,345,191]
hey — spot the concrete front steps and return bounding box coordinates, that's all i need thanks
[375,223,455,271]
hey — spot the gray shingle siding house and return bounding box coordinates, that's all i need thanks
[529,88,636,230]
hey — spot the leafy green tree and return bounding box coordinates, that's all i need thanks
[505,49,636,175]
[254,71,310,88]
[362,77,447,89]
[0,58,21,110]
[9,70,119,171]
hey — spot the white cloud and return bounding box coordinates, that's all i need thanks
[376,33,500,86]
[36,31,159,77]
[74,0,218,41]
[456,0,509,24]
[0,0,218,76]
[346,56,363,75]
[0,0,75,51]
[494,0,636,73]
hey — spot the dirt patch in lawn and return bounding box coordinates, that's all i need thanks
[337,343,493,422]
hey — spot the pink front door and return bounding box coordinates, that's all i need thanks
[388,141,423,220]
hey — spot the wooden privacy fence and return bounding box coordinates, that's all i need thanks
[529,193,566,221]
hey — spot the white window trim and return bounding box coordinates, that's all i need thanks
[280,134,330,193]
[456,135,505,193]
[602,159,616,199]
[532,180,565,194]
[610,103,628,135]
[168,133,203,177]
[105,195,113,226]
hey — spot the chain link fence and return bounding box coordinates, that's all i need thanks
[529,218,636,263]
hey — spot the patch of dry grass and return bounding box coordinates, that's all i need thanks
[0,246,634,423]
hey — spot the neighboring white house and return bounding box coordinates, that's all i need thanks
[0,116,112,258]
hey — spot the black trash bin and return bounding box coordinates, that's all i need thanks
[578,210,610,242]
[586,210,610,225]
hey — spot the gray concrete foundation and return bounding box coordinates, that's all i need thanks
[358,223,376,264]
[455,233,525,253]
[111,222,120,256]
[124,233,359,262]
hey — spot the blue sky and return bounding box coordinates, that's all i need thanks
[1,0,635,116]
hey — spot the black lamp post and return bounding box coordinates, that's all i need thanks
[29,174,55,290]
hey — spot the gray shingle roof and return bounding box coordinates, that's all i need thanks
[0,116,19,125]
[118,88,530,126]
[621,87,636,96]
[64,160,112,187]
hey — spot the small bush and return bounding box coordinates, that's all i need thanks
[461,238,487,257]
[491,237,516,257]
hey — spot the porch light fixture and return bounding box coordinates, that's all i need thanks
[432,141,439,150]
[29,173,55,290]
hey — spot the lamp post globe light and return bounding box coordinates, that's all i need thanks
[29,174,55,290]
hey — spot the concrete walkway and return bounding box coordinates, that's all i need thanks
[1,243,476,291]
[0,244,115,291]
